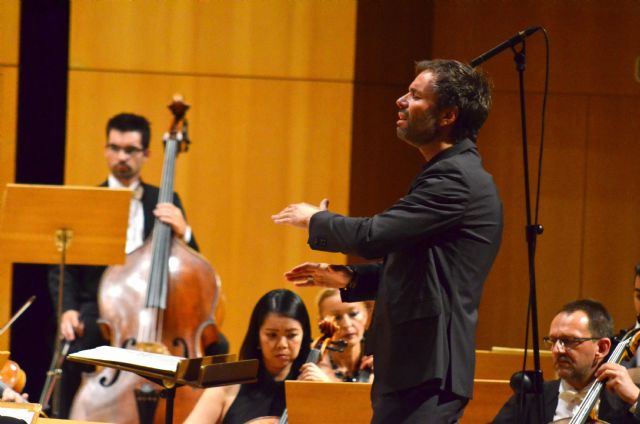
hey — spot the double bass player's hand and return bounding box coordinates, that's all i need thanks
[595,362,640,405]
[154,203,187,239]
[60,310,84,341]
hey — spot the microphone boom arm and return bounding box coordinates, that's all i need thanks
[470,26,541,67]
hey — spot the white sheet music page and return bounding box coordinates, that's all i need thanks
[68,345,185,372]
[0,401,40,424]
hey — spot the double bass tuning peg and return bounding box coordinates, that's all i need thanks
[164,94,191,153]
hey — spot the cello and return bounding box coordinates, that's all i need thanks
[70,97,221,424]
[553,328,640,424]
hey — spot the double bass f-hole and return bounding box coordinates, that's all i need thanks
[99,337,136,388]
[172,337,189,358]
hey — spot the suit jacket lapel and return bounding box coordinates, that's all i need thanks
[545,380,561,423]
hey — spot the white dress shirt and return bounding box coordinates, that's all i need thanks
[107,175,192,253]
[554,379,598,421]
[108,175,144,254]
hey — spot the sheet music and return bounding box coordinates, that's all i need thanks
[0,402,38,424]
[0,408,34,423]
[68,345,185,372]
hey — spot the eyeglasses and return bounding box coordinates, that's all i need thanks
[106,144,145,155]
[543,336,600,349]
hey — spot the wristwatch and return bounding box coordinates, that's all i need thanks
[342,265,358,291]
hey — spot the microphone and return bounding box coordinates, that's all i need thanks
[470,27,542,68]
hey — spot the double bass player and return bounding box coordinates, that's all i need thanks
[47,113,201,418]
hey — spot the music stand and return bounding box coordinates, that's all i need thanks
[285,381,373,424]
[68,347,258,424]
[0,183,131,415]
[0,351,8,370]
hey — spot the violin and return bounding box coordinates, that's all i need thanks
[0,360,26,393]
[0,359,29,403]
[0,297,33,401]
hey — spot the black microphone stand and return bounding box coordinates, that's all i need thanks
[513,40,546,423]
[471,27,547,423]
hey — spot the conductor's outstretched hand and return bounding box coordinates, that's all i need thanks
[271,199,329,229]
[284,262,353,290]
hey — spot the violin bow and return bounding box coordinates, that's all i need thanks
[0,296,35,336]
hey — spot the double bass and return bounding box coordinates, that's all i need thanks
[70,97,221,424]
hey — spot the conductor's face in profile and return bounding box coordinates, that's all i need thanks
[104,129,149,185]
[395,71,441,147]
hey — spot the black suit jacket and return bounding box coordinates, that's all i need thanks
[308,139,503,397]
[492,379,640,423]
[48,181,198,315]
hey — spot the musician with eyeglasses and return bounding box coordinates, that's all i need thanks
[46,113,207,418]
[493,299,640,423]
[626,263,640,367]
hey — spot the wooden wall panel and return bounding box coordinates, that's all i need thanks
[0,0,19,351]
[349,0,432,246]
[0,68,19,351]
[66,1,356,352]
[477,92,589,347]
[582,95,640,330]
[0,0,19,65]
[428,0,640,350]
[70,0,356,80]
[431,1,640,97]
[0,68,18,215]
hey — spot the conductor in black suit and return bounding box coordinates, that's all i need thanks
[48,113,201,418]
[272,59,503,423]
